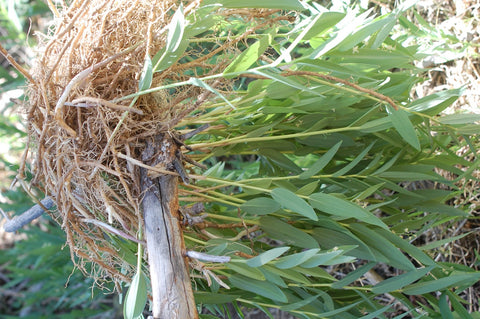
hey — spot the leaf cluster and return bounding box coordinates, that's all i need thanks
[162,1,480,318]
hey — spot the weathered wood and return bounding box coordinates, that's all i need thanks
[141,135,198,319]
[3,197,54,232]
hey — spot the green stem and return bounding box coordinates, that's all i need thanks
[206,213,259,225]
[182,188,241,207]
[189,126,361,149]
[183,235,207,245]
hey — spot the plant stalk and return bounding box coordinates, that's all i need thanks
[141,135,198,319]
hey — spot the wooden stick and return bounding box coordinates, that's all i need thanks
[3,197,54,232]
[141,135,198,319]
[0,42,35,84]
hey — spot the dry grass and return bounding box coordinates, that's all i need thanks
[20,0,290,286]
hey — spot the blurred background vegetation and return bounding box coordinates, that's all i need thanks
[0,0,479,318]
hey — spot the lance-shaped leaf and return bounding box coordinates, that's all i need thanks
[208,0,305,10]
[123,270,148,319]
[153,5,186,73]
[273,249,320,269]
[241,197,280,215]
[271,188,317,221]
[299,141,342,179]
[309,192,388,229]
[371,266,436,294]
[138,56,153,91]
[166,5,185,53]
[403,272,480,295]
[224,35,271,76]
[229,275,287,303]
[387,105,420,151]
[260,216,319,249]
[188,77,235,109]
[246,247,290,267]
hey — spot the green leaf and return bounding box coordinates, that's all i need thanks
[227,262,265,280]
[300,250,344,268]
[152,5,187,73]
[123,270,148,319]
[349,223,414,270]
[273,249,320,269]
[387,106,420,150]
[438,113,480,125]
[296,181,319,196]
[281,294,321,311]
[408,88,462,116]
[194,292,239,304]
[336,15,396,52]
[241,197,280,215]
[309,192,388,229]
[376,228,435,266]
[224,35,271,76]
[359,305,393,319]
[264,265,311,284]
[229,275,287,302]
[419,232,472,251]
[209,0,305,10]
[254,69,325,98]
[331,262,375,289]
[303,12,345,40]
[439,293,455,319]
[188,77,235,109]
[138,56,153,91]
[376,171,440,182]
[166,5,185,53]
[371,266,436,294]
[151,40,189,73]
[446,291,473,319]
[246,247,290,267]
[271,188,318,221]
[332,142,374,177]
[260,149,303,174]
[259,216,319,249]
[299,141,342,179]
[402,273,480,295]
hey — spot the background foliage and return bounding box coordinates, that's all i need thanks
[1,0,479,318]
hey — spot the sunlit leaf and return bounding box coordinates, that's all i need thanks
[246,247,290,267]
[408,88,462,116]
[123,270,148,319]
[166,5,185,53]
[138,56,153,91]
[300,250,344,268]
[273,249,320,269]
[438,113,480,125]
[224,35,271,76]
[387,106,420,150]
[208,0,305,10]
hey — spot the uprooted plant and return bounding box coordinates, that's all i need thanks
[2,0,480,318]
